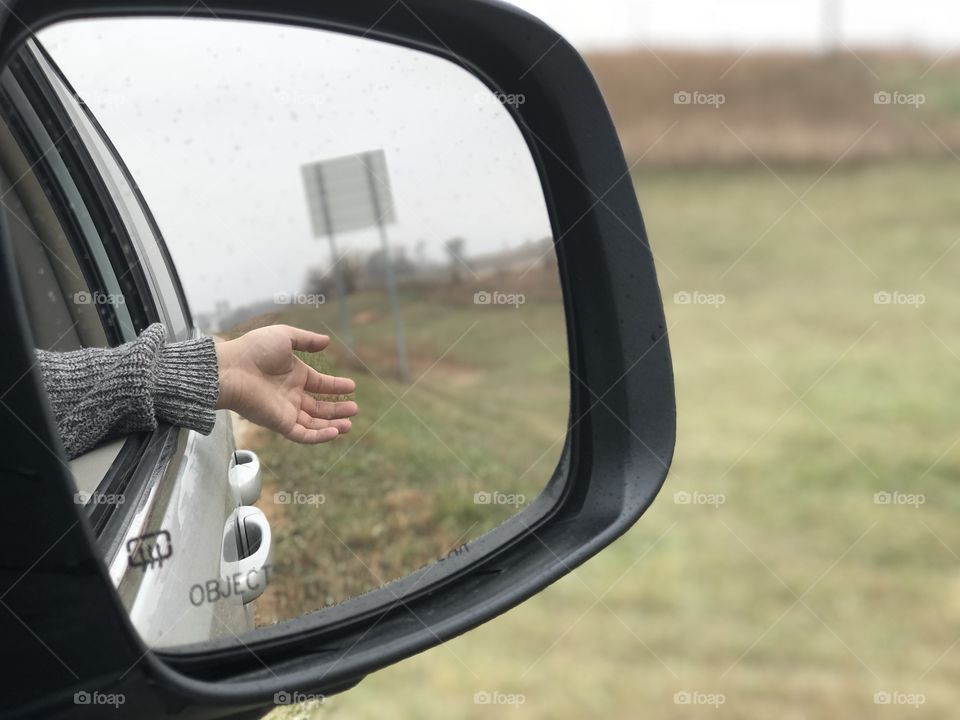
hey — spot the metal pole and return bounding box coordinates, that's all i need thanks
[316,166,353,353]
[363,156,409,382]
[327,234,352,353]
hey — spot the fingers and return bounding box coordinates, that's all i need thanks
[283,325,330,353]
[304,366,356,395]
[285,424,340,444]
[296,410,352,433]
[301,394,358,420]
[285,411,348,444]
[330,418,352,433]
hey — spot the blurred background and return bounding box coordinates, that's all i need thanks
[311,0,960,718]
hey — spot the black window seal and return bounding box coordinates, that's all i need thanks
[83,431,150,537]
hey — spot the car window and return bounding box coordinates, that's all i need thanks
[28,41,192,341]
[0,111,106,351]
[0,62,138,344]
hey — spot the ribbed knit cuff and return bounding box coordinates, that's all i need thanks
[153,334,220,435]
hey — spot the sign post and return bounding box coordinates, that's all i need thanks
[363,157,409,383]
[311,165,353,353]
[301,150,409,381]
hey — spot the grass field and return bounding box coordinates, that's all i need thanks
[260,157,960,719]
[240,272,569,619]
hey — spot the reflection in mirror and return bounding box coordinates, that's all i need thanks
[17,17,568,645]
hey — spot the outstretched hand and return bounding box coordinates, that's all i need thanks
[214,325,357,444]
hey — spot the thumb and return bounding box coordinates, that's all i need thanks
[282,326,330,353]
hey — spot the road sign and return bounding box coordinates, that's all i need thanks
[302,150,395,236]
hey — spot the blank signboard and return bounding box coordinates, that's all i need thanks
[301,149,396,237]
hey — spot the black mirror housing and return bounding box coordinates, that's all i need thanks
[0,0,675,716]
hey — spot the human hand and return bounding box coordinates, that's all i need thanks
[214,325,357,444]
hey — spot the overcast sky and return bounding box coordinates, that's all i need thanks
[507,0,960,50]
[39,18,552,315]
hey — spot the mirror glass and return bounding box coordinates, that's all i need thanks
[12,16,568,646]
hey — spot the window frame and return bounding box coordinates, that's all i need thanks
[0,43,189,542]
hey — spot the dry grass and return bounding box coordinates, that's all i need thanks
[584,49,960,167]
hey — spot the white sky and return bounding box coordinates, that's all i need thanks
[39,19,552,315]
[506,0,960,50]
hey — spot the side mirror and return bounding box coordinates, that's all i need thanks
[0,1,675,716]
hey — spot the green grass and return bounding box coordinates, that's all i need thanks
[247,280,570,617]
[259,158,960,719]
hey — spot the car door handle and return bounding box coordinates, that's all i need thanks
[220,506,273,604]
[228,450,262,505]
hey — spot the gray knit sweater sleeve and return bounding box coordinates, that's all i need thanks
[36,324,220,459]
